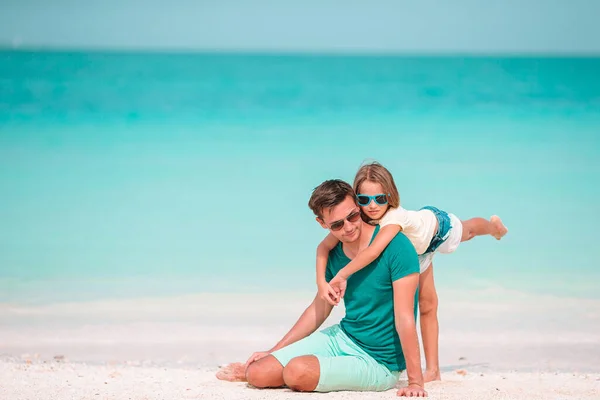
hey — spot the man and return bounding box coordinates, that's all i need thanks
[243,179,427,397]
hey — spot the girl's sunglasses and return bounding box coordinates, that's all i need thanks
[356,194,389,207]
[328,209,362,231]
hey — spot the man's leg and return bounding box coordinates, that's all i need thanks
[245,355,285,388]
[219,356,322,388]
[252,353,396,393]
[246,326,335,389]
[282,355,320,392]
[419,263,441,382]
[311,354,398,392]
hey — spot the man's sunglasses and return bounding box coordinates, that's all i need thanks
[356,194,389,207]
[327,209,362,231]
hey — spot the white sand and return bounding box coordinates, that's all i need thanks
[1,288,600,399]
[2,361,599,400]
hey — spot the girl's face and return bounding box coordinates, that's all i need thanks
[357,181,390,221]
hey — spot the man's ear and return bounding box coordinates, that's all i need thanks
[316,217,328,229]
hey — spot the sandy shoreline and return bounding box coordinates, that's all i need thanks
[3,360,599,400]
[2,289,599,371]
[2,289,600,399]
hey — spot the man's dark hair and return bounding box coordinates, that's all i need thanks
[308,179,356,220]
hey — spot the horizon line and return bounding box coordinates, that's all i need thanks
[1,45,600,58]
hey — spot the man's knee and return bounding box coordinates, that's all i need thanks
[246,357,283,388]
[419,291,439,317]
[245,363,269,388]
[282,356,320,392]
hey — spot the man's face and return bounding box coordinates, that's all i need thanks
[318,195,362,243]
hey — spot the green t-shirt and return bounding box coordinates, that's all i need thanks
[326,225,420,372]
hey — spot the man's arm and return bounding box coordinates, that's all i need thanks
[393,273,426,394]
[269,294,334,352]
[246,294,334,367]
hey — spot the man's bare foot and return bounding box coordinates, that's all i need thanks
[490,215,508,240]
[423,369,441,383]
[216,362,247,382]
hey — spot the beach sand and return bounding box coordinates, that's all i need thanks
[2,289,599,399]
[3,360,599,400]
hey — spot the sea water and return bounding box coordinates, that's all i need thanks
[1,51,599,305]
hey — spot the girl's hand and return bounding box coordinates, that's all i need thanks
[329,275,348,302]
[318,281,340,306]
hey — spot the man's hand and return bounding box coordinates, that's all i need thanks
[317,281,339,306]
[245,351,270,369]
[397,384,428,397]
[329,274,348,303]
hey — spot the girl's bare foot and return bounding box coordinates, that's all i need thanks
[490,215,508,240]
[216,362,247,382]
[424,368,441,383]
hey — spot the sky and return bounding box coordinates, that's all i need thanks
[0,0,599,53]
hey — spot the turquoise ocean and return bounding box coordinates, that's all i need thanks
[1,51,599,305]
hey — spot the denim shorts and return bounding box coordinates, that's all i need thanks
[420,205,452,254]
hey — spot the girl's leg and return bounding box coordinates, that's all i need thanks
[461,215,507,242]
[419,263,441,382]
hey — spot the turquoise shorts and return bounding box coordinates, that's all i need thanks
[271,324,400,392]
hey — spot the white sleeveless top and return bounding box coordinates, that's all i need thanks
[378,207,437,255]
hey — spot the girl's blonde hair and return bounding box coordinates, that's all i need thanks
[353,161,400,209]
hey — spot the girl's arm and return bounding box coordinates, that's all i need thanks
[316,233,340,305]
[336,225,401,280]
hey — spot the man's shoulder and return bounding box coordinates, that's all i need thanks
[380,230,418,258]
[326,241,345,265]
[378,229,420,277]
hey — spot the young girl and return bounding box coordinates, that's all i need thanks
[316,161,507,383]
